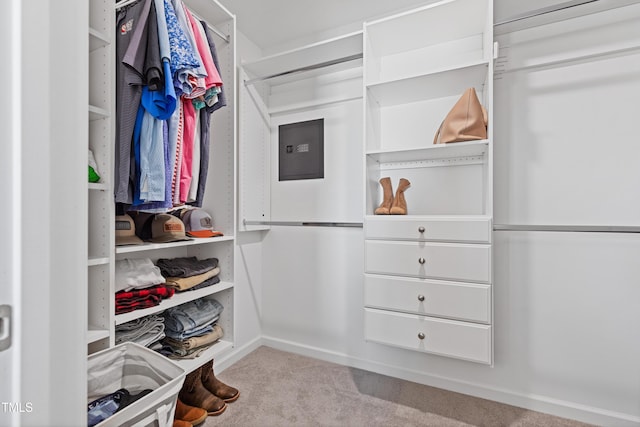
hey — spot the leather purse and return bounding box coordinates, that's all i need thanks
[433,87,488,144]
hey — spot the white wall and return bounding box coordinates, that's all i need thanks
[269,97,363,223]
[239,3,640,426]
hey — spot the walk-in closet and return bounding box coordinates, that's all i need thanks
[1,0,639,426]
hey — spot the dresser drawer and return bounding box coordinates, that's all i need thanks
[364,308,492,364]
[365,240,490,283]
[365,216,491,243]
[364,274,491,323]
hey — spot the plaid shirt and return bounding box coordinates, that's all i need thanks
[115,285,175,314]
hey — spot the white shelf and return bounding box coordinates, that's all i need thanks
[242,31,363,85]
[88,256,110,267]
[89,104,110,121]
[365,214,492,220]
[88,182,108,191]
[365,0,488,58]
[115,281,234,325]
[367,60,489,107]
[87,328,110,344]
[89,28,110,51]
[172,339,234,373]
[116,235,235,254]
[367,140,489,164]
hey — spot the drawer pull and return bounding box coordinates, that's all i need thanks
[417,294,425,302]
[418,257,426,265]
[418,332,426,340]
[418,226,425,233]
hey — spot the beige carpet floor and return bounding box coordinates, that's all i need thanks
[204,346,592,427]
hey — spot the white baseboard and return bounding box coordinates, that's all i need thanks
[214,336,264,373]
[261,335,640,427]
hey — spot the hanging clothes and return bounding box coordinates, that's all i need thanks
[187,114,201,203]
[164,0,201,97]
[116,0,226,211]
[115,0,153,204]
[190,22,227,207]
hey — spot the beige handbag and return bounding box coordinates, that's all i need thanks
[433,88,488,144]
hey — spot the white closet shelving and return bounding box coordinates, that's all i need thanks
[241,31,363,88]
[88,0,116,353]
[87,0,237,375]
[238,31,364,230]
[363,0,494,364]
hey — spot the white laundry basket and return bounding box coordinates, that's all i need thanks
[87,342,185,427]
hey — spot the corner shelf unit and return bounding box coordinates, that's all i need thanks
[87,0,115,351]
[86,0,237,375]
[362,0,494,365]
[112,0,236,373]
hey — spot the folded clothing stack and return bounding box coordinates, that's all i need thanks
[156,256,221,292]
[115,259,174,315]
[161,297,224,359]
[115,286,175,315]
[115,314,165,349]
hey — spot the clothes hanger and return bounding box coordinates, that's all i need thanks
[115,0,140,11]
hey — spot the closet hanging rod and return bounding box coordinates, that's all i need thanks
[189,10,231,43]
[244,53,363,86]
[493,224,640,233]
[495,44,640,75]
[114,0,231,43]
[243,220,363,228]
[494,0,600,26]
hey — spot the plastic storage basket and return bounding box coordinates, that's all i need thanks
[87,342,185,427]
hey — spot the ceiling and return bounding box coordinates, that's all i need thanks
[220,0,438,51]
[219,1,582,53]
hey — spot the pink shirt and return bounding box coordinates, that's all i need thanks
[185,6,222,90]
[179,98,197,203]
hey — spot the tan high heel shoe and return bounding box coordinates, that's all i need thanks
[374,177,394,215]
[390,178,410,215]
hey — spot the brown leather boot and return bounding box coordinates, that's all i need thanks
[390,178,410,215]
[173,420,192,427]
[174,398,207,425]
[374,177,394,215]
[178,367,227,416]
[200,359,240,403]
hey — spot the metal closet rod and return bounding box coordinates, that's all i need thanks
[244,53,363,86]
[493,224,640,233]
[114,0,231,43]
[244,221,639,233]
[494,0,600,26]
[243,220,363,228]
[189,10,231,43]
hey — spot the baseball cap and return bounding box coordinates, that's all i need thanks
[129,211,154,241]
[182,208,224,238]
[150,214,191,243]
[115,214,144,246]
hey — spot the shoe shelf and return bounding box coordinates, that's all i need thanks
[115,281,234,326]
[366,140,489,165]
[115,236,235,254]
